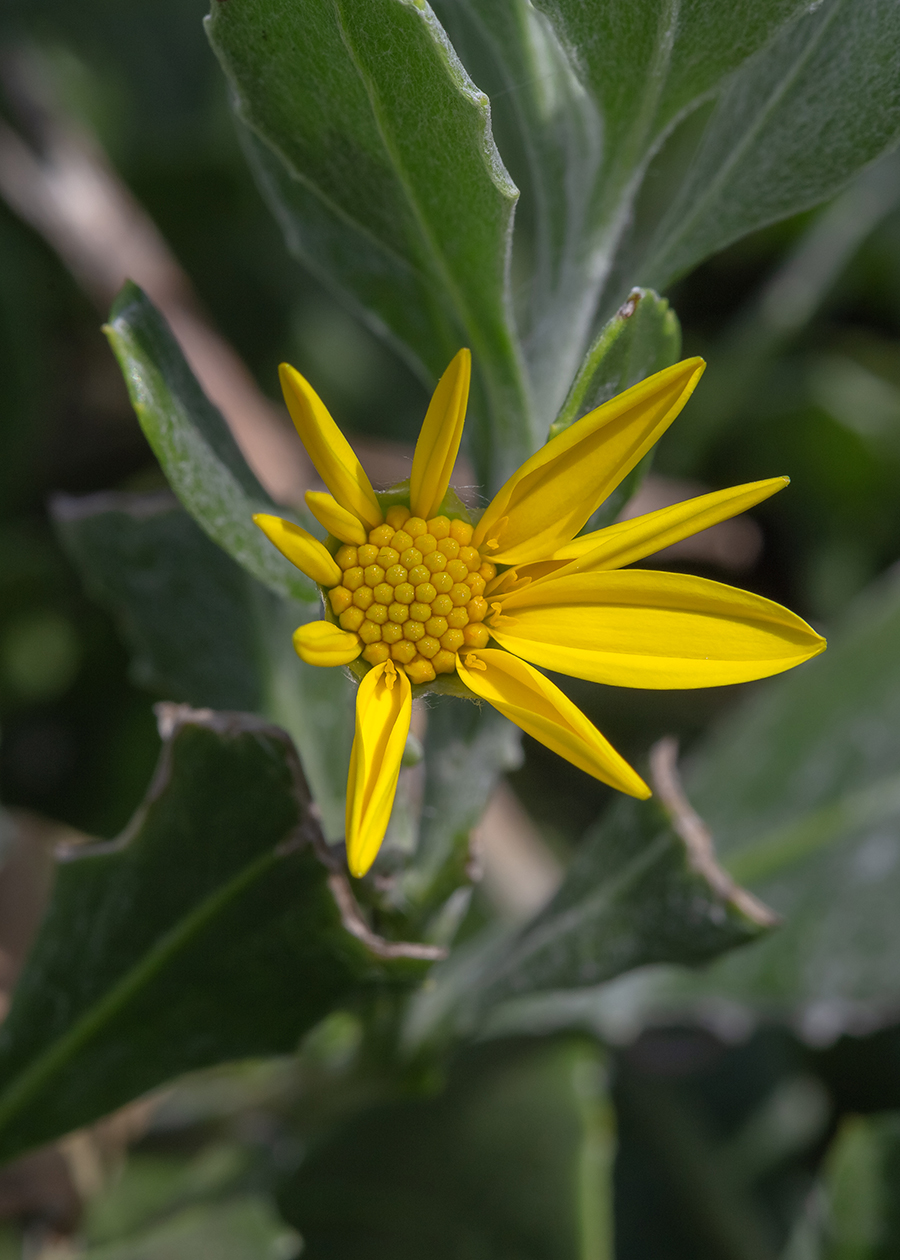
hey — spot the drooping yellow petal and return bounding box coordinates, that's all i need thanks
[346,660,412,878]
[472,359,705,566]
[516,477,789,584]
[489,569,825,688]
[293,621,362,667]
[456,649,649,797]
[410,348,471,521]
[253,514,342,586]
[305,491,368,545]
[279,363,382,530]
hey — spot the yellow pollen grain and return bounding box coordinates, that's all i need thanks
[428,516,451,540]
[385,505,411,529]
[388,602,409,623]
[340,607,365,632]
[374,582,393,604]
[369,525,395,548]
[362,642,390,665]
[394,583,415,604]
[424,552,447,574]
[336,545,358,569]
[391,640,416,664]
[358,544,378,566]
[382,622,403,644]
[358,621,382,644]
[353,587,374,610]
[406,517,427,538]
[343,566,364,592]
[405,658,435,684]
[329,587,352,614]
[392,530,413,552]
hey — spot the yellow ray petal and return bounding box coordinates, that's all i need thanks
[293,621,362,667]
[346,660,412,878]
[457,649,649,797]
[518,477,789,583]
[489,569,825,688]
[410,348,471,521]
[279,363,382,530]
[253,514,342,586]
[305,491,369,545]
[472,359,705,566]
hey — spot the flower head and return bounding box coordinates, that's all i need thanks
[255,352,825,877]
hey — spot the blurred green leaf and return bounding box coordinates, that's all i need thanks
[550,289,682,438]
[550,286,681,528]
[52,491,353,841]
[574,570,900,1038]
[54,491,262,712]
[636,0,900,292]
[278,1037,614,1260]
[0,707,394,1163]
[206,0,532,487]
[406,767,772,1048]
[821,1113,900,1259]
[104,283,314,603]
[85,1195,299,1260]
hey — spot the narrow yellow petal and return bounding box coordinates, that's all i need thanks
[472,359,705,565]
[456,649,649,797]
[279,363,382,530]
[305,491,369,545]
[410,349,471,521]
[490,569,826,688]
[519,477,789,582]
[292,621,362,667]
[346,661,412,877]
[253,513,342,586]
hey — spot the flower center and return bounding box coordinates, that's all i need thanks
[326,504,495,685]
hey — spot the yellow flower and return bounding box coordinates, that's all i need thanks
[255,351,825,878]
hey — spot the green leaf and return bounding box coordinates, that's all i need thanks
[52,491,353,842]
[84,1196,299,1260]
[647,569,900,1031]
[405,744,773,1048]
[277,1037,615,1260]
[206,0,533,486]
[54,491,262,712]
[637,0,900,291]
[489,0,900,416]
[0,707,398,1162]
[820,1113,900,1258]
[553,570,900,1039]
[549,287,681,528]
[104,283,315,604]
[550,289,682,437]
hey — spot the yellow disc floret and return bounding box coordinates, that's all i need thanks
[329,517,491,683]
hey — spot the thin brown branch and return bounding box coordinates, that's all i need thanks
[650,737,779,929]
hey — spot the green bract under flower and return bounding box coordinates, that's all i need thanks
[255,351,826,879]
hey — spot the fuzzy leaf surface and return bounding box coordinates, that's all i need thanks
[206,0,531,486]
[105,283,314,603]
[0,710,391,1162]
